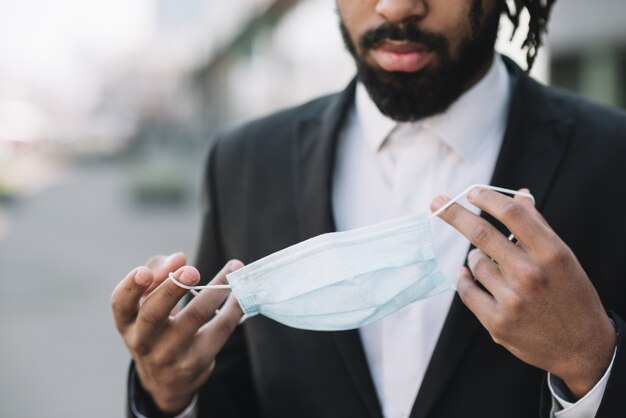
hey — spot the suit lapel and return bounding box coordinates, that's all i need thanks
[410,59,574,418]
[293,81,384,418]
[292,85,350,242]
[488,75,575,213]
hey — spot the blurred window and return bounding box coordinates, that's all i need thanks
[551,47,626,109]
[619,48,626,108]
[551,54,581,94]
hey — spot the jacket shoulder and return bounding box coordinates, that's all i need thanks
[204,91,342,194]
[215,92,338,155]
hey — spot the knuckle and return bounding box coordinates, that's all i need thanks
[212,318,237,341]
[489,312,511,341]
[521,260,542,280]
[110,282,125,306]
[470,256,490,277]
[519,263,548,292]
[138,310,162,330]
[128,335,152,357]
[439,200,460,222]
[501,202,524,222]
[110,297,125,318]
[111,308,130,334]
[176,357,201,377]
[503,292,524,314]
[163,284,181,300]
[445,205,459,222]
[184,306,208,329]
[471,222,492,246]
[528,273,548,292]
[152,348,177,368]
[543,245,569,268]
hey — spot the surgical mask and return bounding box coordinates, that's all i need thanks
[170,184,533,331]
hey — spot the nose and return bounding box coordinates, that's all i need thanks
[375,0,427,23]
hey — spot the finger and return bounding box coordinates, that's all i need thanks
[135,266,200,340]
[513,188,552,230]
[173,260,244,340]
[111,267,154,334]
[456,267,497,326]
[514,188,534,209]
[466,187,551,250]
[196,294,244,358]
[431,196,522,265]
[144,252,188,294]
[467,248,508,298]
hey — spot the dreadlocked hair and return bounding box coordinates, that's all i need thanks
[503,0,557,70]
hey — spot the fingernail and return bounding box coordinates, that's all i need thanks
[468,187,481,200]
[468,248,479,260]
[228,260,244,272]
[177,269,199,286]
[134,268,152,287]
[167,252,184,261]
[431,196,450,211]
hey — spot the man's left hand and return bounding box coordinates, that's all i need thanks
[431,187,616,399]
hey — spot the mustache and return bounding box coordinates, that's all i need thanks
[359,22,448,52]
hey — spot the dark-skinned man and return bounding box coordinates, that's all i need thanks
[112,1,626,417]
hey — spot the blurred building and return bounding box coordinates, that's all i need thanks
[94,0,234,155]
[191,0,355,133]
[548,0,626,108]
[191,0,625,136]
[2,1,623,157]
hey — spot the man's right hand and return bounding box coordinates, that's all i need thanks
[111,253,244,415]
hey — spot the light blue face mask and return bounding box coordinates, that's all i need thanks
[170,184,533,331]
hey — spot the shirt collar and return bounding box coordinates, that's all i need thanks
[355,55,512,162]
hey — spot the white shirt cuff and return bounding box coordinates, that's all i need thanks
[548,347,617,418]
[171,395,198,418]
[131,393,198,418]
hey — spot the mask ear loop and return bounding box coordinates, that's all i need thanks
[429,184,535,241]
[168,273,247,324]
[169,272,232,293]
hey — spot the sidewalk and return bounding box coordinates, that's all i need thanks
[0,157,203,418]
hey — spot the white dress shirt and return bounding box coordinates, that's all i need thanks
[332,55,609,418]
[145,56,611,418]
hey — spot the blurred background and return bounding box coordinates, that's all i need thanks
[0,0,624,417]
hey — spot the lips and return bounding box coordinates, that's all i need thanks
[370,40,434,73]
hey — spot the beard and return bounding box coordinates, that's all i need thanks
[339,2,501,122]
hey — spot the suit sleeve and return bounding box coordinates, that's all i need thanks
[126,139,261,418]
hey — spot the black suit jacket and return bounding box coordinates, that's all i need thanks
[130,58,626,417]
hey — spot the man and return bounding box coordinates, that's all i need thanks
[111,1,626,417]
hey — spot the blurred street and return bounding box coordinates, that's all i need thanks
[0,155,205,418]
[0,1,623,417]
